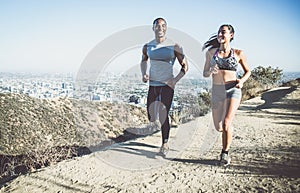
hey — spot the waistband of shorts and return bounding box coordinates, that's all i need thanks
[213,80,237,90]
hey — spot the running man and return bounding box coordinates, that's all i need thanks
[140,17,188,157]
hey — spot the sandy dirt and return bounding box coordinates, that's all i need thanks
[1,86,299,193]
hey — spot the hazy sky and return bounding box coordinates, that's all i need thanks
[0,0,299,74]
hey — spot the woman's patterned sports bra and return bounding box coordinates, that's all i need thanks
[210,48,238,71]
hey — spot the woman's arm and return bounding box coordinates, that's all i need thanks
[203,49,218,77]
[236,50,251,88]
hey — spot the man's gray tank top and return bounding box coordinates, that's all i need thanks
[146,38,176,86]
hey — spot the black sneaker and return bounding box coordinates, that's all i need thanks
[220,152,231,166]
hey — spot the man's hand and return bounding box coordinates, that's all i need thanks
[142,74,149,83]
[165,78,177,89]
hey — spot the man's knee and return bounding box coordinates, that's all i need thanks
[213,122,223,132]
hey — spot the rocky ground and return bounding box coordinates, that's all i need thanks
[1,83,299,192]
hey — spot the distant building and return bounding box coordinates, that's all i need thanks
[129,95,140,104]
[92,94,100,101]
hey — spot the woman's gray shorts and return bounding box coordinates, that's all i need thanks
[211,82,241,104]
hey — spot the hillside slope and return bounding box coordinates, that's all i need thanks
[0,93,148,156]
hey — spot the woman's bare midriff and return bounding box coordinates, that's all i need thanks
[212,70,237,85]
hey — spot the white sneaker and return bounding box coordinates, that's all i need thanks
[157,146,169,158]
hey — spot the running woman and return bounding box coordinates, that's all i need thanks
[203,24,251,165]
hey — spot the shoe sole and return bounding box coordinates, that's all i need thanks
[157,151,167,158]
[220,159,231,166]
[157,148,169,158]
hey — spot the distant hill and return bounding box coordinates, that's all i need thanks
[0,93,149,180]
[1,78,299,182]
[0,93,148,156]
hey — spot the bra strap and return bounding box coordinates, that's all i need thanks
[230,48,234,57]
[214,49,219,57]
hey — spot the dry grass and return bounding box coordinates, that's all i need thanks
[0,93,148,182]
[1,78,298,184]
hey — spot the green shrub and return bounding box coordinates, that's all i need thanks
[240,65,283,101]
[251,65,283,85]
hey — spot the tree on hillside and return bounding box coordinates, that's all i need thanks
[251,65,283,84]
[240,65,283,100]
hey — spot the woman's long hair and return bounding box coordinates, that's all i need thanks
[202,24,235,51]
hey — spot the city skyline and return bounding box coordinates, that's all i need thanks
[0,0,300,74]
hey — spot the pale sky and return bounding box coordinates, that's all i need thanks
[0,0,299,74]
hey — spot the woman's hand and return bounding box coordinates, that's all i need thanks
[210,64,219,75]
[236,79,244,89]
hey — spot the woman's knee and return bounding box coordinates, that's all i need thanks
[222,118,232,132]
